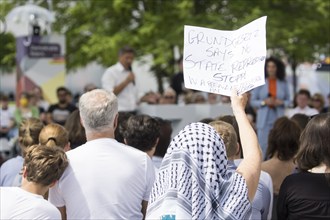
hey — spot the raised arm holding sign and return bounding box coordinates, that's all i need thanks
[183,16,267,96]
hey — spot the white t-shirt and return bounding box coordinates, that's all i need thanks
[234,159,273,220]
[49,138,155,219]
[101,62,138,112]
[0,107,14,127]
[286,106,319,118]
[0,187,61,219]
[152,156,163,169]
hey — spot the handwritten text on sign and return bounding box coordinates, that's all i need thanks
[183,16,267,96]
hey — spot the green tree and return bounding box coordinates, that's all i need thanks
[224,0,330,92]
[0,33,15,72]
[1,0,329,93]
[0,0,19,72]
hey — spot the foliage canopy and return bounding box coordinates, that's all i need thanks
[1,0,329,91]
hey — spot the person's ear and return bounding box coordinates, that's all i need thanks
[153,138,159,149]
[64,142,71,152]
[22,166,28,178]
[149,138,159,157]
[113,113,119,131]
[235,142,241,157]
[80,116,85,128]
[148,148,156,158]
[49,180,57,188]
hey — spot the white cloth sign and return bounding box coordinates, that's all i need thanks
[183,16,267,96]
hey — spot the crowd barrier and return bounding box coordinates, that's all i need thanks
[137,103,233,137]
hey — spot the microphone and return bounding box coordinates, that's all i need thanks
[128,66,135,85]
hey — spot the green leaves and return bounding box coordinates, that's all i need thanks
[0,33,15,72]
[0,0,329,90]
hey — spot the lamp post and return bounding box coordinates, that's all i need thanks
[4,2,58,105]
[5,3,55,42]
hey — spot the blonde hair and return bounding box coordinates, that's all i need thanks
[24,144,68,186]
[39,123,69,149]
[18,118,44,156]
[209,120,238,158]
[312,93,325,110]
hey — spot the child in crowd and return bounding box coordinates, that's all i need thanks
[1,145,68,219]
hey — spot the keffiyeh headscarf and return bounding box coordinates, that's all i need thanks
[147,122,251,220]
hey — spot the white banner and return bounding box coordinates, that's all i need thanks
[183,16,267,96]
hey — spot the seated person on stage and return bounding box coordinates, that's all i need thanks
[207,93,221,104]
[184,91,206,104]
[159,88,177,105]
[286,89,318,118]
[0,145,68,219]
[139,91,161,105]
[311,93,325,113]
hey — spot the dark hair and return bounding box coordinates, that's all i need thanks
[64,109,86,149]
[114,111,133,144]
[0,94,9,101]
[154,117,172,157]
[56,86,69,94]
[118,46,135,56]
[297,89,311,99]
[266,117,301,161]
[199,118,214,124]
[295,113,330,171]
[123,114,160,152]
[265,57,286,81]
[291,113,310,130]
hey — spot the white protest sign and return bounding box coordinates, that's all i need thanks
[183,16,267,96]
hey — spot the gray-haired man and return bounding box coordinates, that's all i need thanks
[49,89,155,219]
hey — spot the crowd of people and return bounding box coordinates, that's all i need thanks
[0,47,330,219]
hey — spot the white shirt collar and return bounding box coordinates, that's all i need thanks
[116,62,126,72]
